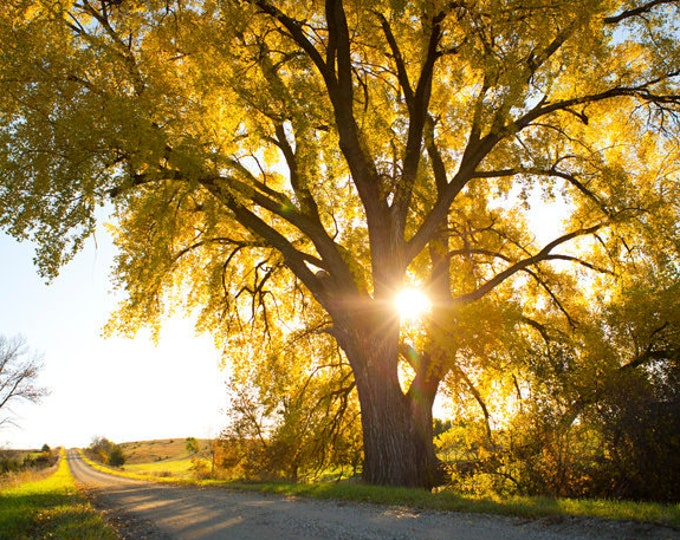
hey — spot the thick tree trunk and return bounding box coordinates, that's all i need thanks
[334,313,444,489]
[358,375,444,488]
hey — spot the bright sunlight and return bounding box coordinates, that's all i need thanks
[394,288,432,321]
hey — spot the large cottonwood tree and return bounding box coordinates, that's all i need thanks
[0,0,678,487]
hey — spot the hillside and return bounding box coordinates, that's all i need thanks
[118,438,212,465]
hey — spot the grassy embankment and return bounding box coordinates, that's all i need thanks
[84,438,680,530]
[0,450,117,540]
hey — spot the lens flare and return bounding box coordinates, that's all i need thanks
[394,288,432,320]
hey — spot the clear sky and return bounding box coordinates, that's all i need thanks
[0,214,228,450]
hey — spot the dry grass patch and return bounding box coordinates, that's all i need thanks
[119,438,209,464]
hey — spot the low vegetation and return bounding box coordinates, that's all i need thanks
[0,450,117,540]
[0,445,58,476]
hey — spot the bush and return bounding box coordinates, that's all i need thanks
[0,446,57,477]
[88,437,126,467]
[438,364,680,503]
[108,445,126,467]
[0,453,22,475]
[586,369,680,502]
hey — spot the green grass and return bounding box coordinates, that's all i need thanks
[0,452,118,540]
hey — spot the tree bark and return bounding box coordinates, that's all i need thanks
[333,310,444,489]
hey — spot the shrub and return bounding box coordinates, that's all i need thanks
[108,445,126,467]
[88,437,126,467]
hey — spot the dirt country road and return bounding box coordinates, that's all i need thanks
[67,450,678,540]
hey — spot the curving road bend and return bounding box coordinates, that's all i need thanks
[67,450,677,540]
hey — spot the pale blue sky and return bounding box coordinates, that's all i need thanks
[0,216,228,450]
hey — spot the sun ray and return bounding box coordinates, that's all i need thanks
[394,288,432,321]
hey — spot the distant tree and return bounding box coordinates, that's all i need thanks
[0,335,48,428]
[185,437,200,454]
[88,436,126,467]
[88,436,112,463]
[108,444,126,467]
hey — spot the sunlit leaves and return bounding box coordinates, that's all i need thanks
[0,0,679,487]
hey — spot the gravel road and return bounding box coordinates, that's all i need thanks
[67,450,679,540]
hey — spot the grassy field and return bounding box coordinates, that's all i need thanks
[120,438,209,464]
[0,451,118,540]
[88,438,680,530]
[123,456,196,478]
[116,438,210,479]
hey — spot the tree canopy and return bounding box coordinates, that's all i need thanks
[0,0,678,487]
